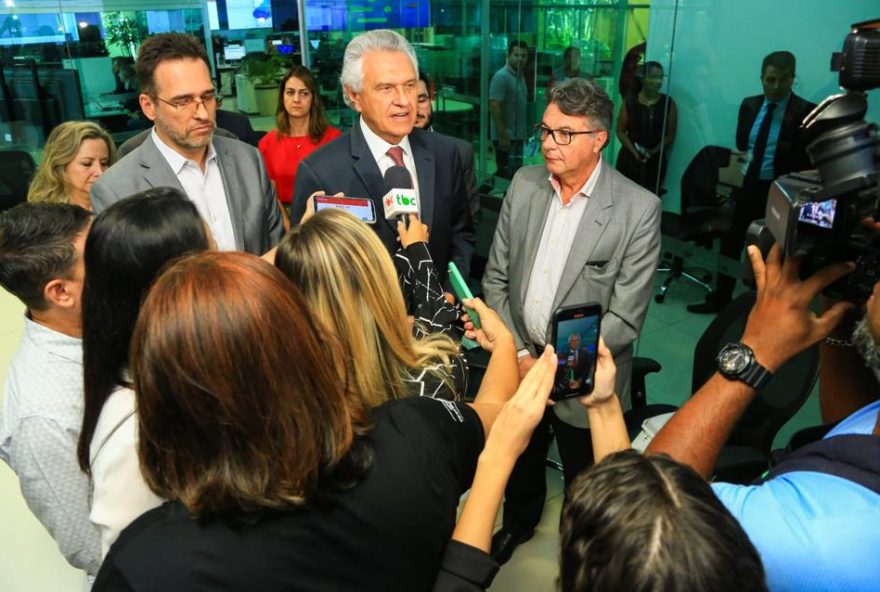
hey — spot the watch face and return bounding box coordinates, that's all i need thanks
[718,345,749,374]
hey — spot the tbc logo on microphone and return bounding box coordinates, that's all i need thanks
[384,193,418,209]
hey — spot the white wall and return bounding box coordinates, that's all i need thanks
[647,0,880,212]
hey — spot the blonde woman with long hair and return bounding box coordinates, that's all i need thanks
[28,121,117,210]
[275,209,467,404]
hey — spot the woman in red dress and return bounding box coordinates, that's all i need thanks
[259,66,341,209]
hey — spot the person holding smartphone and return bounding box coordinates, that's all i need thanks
[433,335,767,591]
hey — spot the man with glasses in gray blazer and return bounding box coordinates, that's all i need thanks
[91,33,283,255]
[482,78,661,564]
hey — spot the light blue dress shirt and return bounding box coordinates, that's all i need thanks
[713,401,880,591]
[747,93,791,180]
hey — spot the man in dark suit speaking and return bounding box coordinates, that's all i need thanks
[689,50,815,313]
[560,332,591,390]
[291,30,474,284]
[91,33,283,256]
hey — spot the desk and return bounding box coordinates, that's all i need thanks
[85,100,133,137]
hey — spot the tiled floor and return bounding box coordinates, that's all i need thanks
[0,239,822,591]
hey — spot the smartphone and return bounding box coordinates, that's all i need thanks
[314,195,377,224]
[447,262,480,330]
[550,302,602,401]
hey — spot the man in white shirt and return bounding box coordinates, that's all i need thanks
[291,29,474,285]
[482,78,661,564]
[91,33,283,255]
[0,203,101,576]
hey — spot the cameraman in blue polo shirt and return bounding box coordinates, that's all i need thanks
[647,243,880,591]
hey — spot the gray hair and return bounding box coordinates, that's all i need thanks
[547,78,613,133]
[340,30,419,108]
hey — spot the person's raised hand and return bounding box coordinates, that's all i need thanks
[742,243,855,371]
[578,337,617,408]
[517,355,537,379]
[484,346,556,459]
[302,191,345,224]
[462,297,512,352]
[396,214,429,248]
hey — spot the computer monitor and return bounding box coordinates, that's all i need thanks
[224,43,246,62]
[244,38,265,53]
[39,68,85,127]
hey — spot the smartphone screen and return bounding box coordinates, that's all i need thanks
[550,303,602,401]
[314,196,376,224]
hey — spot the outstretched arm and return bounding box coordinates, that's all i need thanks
[578,338,631,463]
[646,245,854,477]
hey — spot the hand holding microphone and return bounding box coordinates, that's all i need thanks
[382,165,419,230]
[397,214,429,248]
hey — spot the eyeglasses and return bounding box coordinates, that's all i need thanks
[154,91,219,113]
[535,124,601,146]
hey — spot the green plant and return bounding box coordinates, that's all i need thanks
[105,13,147,57]
[241,53,286,87]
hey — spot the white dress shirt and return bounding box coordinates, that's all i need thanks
[89,384,163,558]
[359,117,421,205]
[150,129,237,251]
[0,316,101,575]
[523,158,604,347]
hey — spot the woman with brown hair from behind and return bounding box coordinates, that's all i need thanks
[91,251,548,591]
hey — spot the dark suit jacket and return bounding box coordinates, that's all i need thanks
[440,132,479,221]
[561,346,591,383]
[215,109,264,147]
[736,92,817,178]
[91,134,283,255]
[292,120,475,283]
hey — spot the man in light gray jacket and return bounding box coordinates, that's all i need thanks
[482,78,661,564]
[91,33,282,255]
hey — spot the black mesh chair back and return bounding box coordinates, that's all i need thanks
[655,145,734,302]
[680,145,732,212]
[692,291,819,453]
[0,149,36,211]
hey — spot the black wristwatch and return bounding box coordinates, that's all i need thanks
[716,342,773,390]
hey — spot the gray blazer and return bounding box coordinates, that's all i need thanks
[91,134,283,255]
[482,163,661,427]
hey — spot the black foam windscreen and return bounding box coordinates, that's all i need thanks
[383,165,413,191]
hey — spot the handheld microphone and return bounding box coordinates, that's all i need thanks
[382,165,419,227]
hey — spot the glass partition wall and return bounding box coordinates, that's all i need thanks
[0,2,208,150]
[4,1,878,195]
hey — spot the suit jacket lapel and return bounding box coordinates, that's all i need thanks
[140,136,186,193]
[518,178,554,306]
[214,140,245,250]
[410,131,435,229]
[350,120,384,200]
[551,165,614,311]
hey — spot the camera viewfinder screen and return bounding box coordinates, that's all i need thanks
[798,198,837,230]
[553,314,599,396]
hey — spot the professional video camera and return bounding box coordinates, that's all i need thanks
[746,19,880,301]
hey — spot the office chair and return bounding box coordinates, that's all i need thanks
[628,291,819,484]
[655,145,735,303]
[0,149,36,211]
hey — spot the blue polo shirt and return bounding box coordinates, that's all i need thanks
[712,401,880,591]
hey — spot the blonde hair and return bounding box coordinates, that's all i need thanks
[275,209,460,407]
[28,121,117,205]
